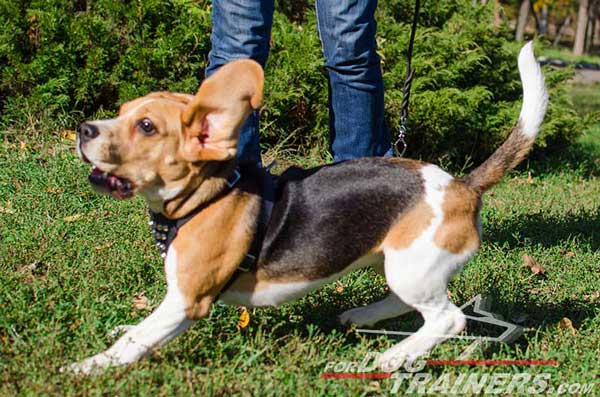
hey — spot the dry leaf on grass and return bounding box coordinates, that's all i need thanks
[335,280,344,293]
[565,251,575,258]
[584,291,600,302]
[237,307,250,329]
[527,171,534,184]
[0,206,15,214]
[522,254,546,276]
[12,178,22,191]
[63,214,83,222]
[61,130,77,141]
[558,317,577,335]
[132,293,150,311]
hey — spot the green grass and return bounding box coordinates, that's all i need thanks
[0,120,598,395]
[571,83,600,117]
[541,46,600,65]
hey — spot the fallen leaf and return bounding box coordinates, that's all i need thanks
[63,214,83,222]
[522,254,546,276]
[558,317,577,335]
[61,130,77,141]
[527,171,534,184]
[584,291,600,302]
[19,141,27,150]
[237,307,250,329]
[565,251,575,258]
[335,280,344,293]
[132,293,150,311]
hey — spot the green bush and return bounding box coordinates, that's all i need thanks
[0,0,587,167]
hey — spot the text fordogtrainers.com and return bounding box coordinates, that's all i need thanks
[321,353,595,395]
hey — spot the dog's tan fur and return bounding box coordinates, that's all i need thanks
[381,200,434,250]
[434,180,481,254]
[173,186,261,319]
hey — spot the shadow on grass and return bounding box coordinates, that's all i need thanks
[484,209,599,251]
[467,292,600,361]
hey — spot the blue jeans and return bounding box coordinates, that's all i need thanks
[206,0,392,163]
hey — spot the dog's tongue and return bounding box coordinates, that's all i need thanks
[90,166,133,199]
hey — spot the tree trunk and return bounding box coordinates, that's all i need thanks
[586,16,595,52]
[516,0,530,41]
[494,0,502,28]
[553,15,572,46]
[538,6,549,36]
[574,0,590,55]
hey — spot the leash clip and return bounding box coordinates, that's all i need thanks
[394,119,408,157]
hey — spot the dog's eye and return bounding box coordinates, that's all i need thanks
[137,118,155,135]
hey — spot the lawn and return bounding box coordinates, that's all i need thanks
[0,112,598,394]
[541,46,600,65]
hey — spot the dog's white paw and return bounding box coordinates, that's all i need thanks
[338,307,376,327]
[107,325,135,338]
[60,352,116,375]
[377,347,414,373]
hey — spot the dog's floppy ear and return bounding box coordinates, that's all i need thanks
[180,59,263,162]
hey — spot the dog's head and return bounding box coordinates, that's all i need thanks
[76,59,263,211]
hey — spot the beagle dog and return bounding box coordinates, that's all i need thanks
[66,42,547,374]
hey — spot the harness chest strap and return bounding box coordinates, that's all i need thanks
[148,167,274,290]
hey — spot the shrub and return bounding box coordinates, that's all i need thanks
[0,0,588,168]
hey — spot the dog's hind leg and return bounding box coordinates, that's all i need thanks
[376,245,473,372]
[338,294,414,326]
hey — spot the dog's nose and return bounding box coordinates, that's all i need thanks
[77,122,99,142]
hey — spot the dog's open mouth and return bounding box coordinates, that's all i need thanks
[88,166,134,199]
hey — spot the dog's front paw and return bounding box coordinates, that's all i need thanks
[60,352,116,375]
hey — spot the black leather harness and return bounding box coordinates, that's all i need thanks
[148,167,274,293]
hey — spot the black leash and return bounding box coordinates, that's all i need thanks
[394,0,421,157]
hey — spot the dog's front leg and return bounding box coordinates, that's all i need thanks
[63,248,195,375]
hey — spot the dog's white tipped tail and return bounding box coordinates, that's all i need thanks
[518,41,548,138]
[464,42,548,195]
